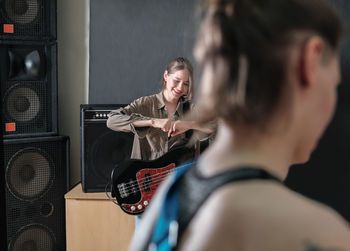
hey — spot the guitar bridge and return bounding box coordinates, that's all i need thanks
[118,180,139,198]
[117,183,128,198]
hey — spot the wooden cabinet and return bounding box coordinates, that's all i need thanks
[65,184,135,251]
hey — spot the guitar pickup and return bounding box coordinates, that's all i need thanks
[142,173,152,192]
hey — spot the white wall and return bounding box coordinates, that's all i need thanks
[57,0,89,187]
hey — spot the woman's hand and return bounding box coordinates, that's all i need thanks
[151,118,173,132]
[168,120,192,137]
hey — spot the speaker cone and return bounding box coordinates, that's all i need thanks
[9,224,54,251]
[5,0,39,24]
[4,84,40,122]
[6,148,54,201]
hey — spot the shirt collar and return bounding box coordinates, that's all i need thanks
[155,91,166,110]
[155,91,185,116]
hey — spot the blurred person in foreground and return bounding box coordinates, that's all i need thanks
[129,0,350,250]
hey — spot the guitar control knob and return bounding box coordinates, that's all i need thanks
[137,204,143,210]
[131,206,136,211]
[143,201,149,206]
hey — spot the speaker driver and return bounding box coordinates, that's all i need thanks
[4,84,40,122]
[6,148,54,201]
[5,0,39,24]
[8,49,42,79]
[9,224,54,251]
[25,50,41,77]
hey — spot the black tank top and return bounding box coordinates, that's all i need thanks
[177,163,282,241]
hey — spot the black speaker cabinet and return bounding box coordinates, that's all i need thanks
[81,104,133,193]
[0,0,56,40]
[2,135,69,251]
[0,40,58,138]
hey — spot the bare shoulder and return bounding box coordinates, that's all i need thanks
[178,180,350,251]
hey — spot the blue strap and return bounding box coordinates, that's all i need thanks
[150,161,193,251]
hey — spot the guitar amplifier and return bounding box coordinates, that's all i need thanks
[80,104,134,193]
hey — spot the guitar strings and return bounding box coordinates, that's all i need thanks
[121,163,190,191]
[120,164,185,190]
[119,168,177,195]
[118,164,188,196]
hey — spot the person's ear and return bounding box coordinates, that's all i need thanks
[299,36,324,88]
[163,70,169,82]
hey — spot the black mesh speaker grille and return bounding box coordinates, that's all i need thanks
[0,0,56,40]
[82,122,133,192]
[6,147,54,201]
[81,104,133,192]
[1,41,57,138]
[3,136,69,251]
[4,84,41,122]
[9,224,55,251]
[3,82,49,135]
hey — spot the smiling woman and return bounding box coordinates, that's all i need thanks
[106,57,212,161]
[106,57,213,229]
[163,70,190,107]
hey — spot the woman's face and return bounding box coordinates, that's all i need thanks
[163,69,190,101]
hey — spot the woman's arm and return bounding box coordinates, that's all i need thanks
[168,120,214,137]
[133,118,173,132]
[106,96,157,136]
[106,95,174,135]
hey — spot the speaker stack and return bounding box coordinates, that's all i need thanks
[0,1,69,251]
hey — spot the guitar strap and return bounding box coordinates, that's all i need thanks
[146,162,282,250]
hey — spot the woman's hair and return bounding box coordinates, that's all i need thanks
[194,0,344,127]
[162,57,194,102]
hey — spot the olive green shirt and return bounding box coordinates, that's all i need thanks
[107,92,192,160]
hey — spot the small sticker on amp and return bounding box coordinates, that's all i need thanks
[5,123,16,132]
[3,24,14,34]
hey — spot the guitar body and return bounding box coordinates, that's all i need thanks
[111,145,195,215]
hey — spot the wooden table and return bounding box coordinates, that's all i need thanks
[65,183,135,251]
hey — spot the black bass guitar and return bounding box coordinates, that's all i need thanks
[110,145,195,215]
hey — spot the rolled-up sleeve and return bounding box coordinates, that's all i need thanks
[106,97,153,138]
